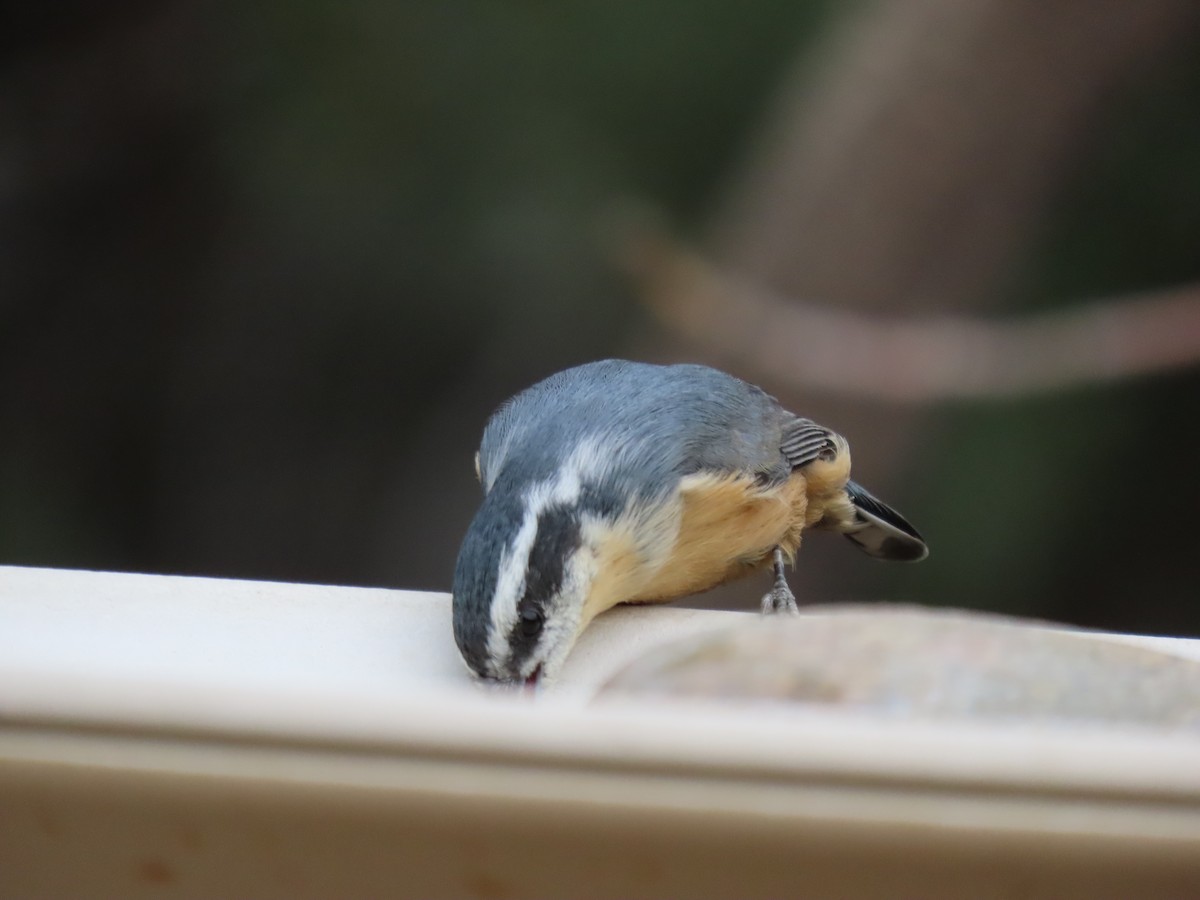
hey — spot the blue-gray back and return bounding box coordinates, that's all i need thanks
[478,360,791,502]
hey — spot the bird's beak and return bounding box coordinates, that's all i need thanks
[524,663,543,692]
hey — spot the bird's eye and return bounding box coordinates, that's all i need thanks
[519,606,544,638]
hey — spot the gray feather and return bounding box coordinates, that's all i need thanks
[477,359,793,501]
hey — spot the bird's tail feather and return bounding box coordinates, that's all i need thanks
[841,480,928,562]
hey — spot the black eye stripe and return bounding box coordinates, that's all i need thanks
[522,505,578,600]
[506,503,581,670]
[508,595,546,664]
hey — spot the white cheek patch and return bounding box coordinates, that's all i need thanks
[522,545,595,682]
[485,437,611,673]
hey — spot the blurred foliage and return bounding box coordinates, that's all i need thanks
[2,1,1198,636]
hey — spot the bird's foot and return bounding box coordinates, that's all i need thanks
[760,547,800,615]
[760,581,799,615]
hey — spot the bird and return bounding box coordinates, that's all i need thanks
[452,359,927,687]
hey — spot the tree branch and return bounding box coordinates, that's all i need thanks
[624,227,1200,402]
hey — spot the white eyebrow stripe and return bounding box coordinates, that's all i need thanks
[486,504,537,666]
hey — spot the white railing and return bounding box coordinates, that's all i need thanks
[2,564,1199,898]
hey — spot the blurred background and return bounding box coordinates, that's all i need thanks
[4,0,1199,635]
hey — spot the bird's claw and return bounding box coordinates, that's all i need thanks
[761,546,800,615]
[761,581,800,616]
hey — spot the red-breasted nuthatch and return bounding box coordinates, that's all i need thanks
[452,360,927,686]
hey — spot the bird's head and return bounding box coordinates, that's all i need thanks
[452,488,600,688]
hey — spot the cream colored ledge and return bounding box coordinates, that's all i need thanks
[2,564,1199,899]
